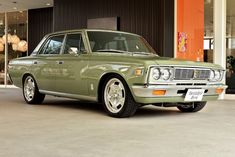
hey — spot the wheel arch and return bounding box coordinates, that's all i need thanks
[97,72,131,103]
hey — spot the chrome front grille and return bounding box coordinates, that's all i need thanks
[174,69,194,80]
[174,68,210,80]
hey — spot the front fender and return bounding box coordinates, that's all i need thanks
[86,62,147,98]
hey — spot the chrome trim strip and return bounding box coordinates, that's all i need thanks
[39,90,97,102]
[132,84,228,98]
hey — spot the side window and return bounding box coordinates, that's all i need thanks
[63,33,85,55]
[39,35,65,55]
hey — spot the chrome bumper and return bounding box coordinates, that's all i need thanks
[132,84,227,98]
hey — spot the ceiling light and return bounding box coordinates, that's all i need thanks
[13,7,17,10]
[46,3,51,6]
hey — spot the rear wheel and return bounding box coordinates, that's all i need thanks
[177,102,207,112]
[23,75,45,104]
[102,75,138,118]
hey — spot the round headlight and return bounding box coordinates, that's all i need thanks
[161,68,171,80]
[214,70,221,81]
[209,70,215,81]
[152,68,161,80]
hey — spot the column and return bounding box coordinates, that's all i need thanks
[214,0,227,99]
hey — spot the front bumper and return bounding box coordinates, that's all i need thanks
[132,84,227,104]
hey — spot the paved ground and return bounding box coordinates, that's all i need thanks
[0,88,235,157]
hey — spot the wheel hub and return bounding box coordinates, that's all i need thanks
[104,78,125,113]
[24,77,35,102]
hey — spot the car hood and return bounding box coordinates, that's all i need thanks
[142,56,222,69]
[91,53,223,69]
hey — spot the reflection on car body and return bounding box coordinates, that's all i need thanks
[8,29,227,117]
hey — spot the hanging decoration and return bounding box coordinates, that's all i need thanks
[0,33,28,52]
[12,43,18,51]
[11,35,20,44]
[17,40,28,52]
[0,37,4,44]
[2,34,12,44]
[0,43,4,52]
[0,38,4,52]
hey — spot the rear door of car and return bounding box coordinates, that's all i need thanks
[53,32,90,96]
[32,34,65,92]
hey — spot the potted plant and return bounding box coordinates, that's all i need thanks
[227,56,235,71]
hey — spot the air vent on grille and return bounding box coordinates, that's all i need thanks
[174,68,210,80]
[174,69,194,80]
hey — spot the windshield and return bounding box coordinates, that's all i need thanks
[87,31,156,54]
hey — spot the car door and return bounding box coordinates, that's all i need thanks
[54,32,90,96]
[32,34,65,92]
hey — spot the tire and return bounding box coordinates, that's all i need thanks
[177,102,207,112]
[23,75,45,104]
[102,75,138,118]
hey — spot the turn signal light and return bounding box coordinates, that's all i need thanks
[135,69,143,76]
[215,88,224,94]
[152,90,166,96]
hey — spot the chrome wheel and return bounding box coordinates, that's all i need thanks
[104,78,125,113]
[24,76,35,102]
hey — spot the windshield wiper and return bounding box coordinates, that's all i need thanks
[96,49,129,54]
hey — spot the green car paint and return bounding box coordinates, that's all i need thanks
[8,29,227,105]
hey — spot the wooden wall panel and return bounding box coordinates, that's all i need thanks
[53,0,174,57]
[28,7,53,54]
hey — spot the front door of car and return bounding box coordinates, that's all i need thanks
[54,33,89,96]
[32,34,65,92]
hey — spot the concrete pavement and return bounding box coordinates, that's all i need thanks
[0,88,235,157]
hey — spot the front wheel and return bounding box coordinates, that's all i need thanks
[23,75,45,104]
[177,102,207,112]
[102,75,138,118]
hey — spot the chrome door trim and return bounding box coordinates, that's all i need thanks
[39,90,97,102]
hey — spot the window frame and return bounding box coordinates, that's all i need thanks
[36,33,66,56]
[61,32,87,55]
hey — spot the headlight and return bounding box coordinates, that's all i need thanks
[209,70,215,80]
[152,68,161,80]
[151,67,172,81]
[209,69,223,81]
[161,68,171,80]
[214,70,221,81]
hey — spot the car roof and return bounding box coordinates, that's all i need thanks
[45,29,140,37]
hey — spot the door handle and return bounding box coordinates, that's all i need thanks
[33,61,38,64]
[56,61,64,64]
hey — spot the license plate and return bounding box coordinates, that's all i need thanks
[184,89,205,102]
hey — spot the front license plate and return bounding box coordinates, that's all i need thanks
[184,89,205,102]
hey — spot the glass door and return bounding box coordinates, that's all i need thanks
[226,0,235,93]
[204,0,214,63]
[0,11,28,85]
[0,13,5,85]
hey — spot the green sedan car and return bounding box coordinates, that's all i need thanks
[8,29,227,117]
